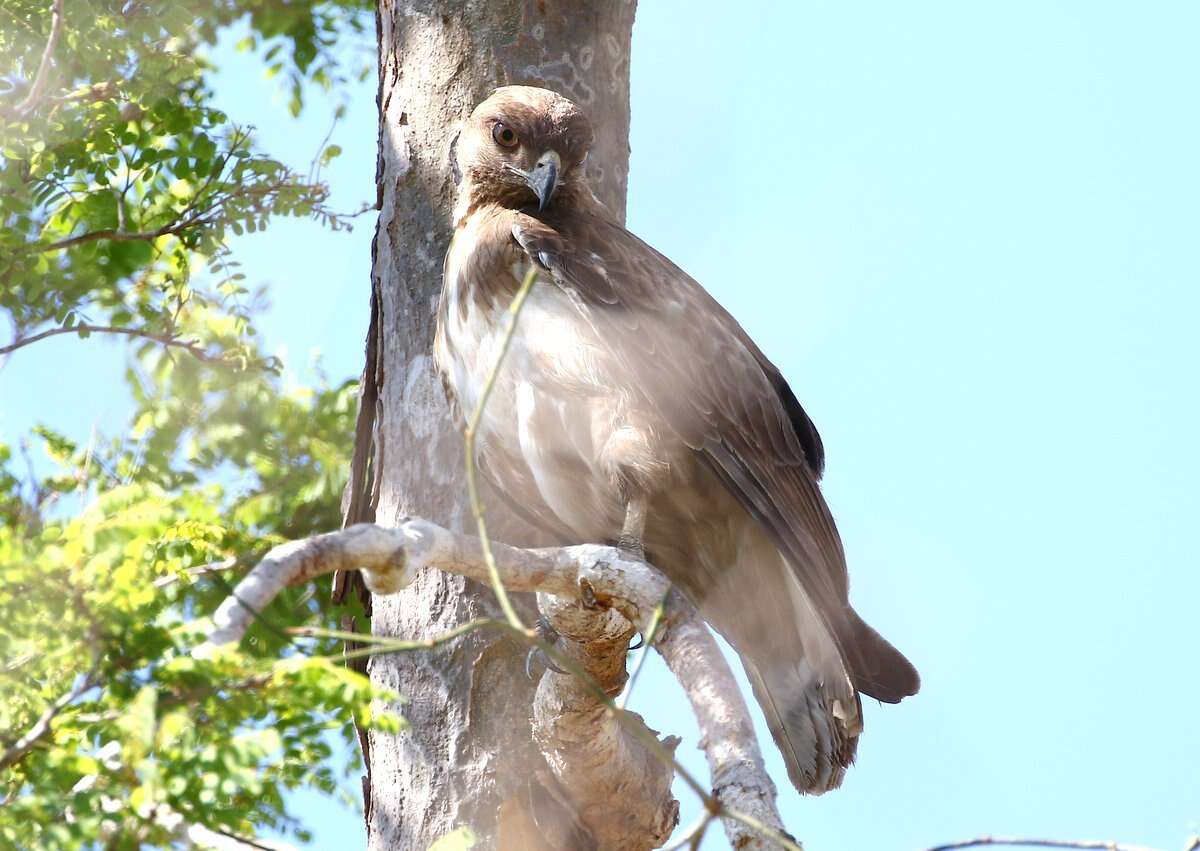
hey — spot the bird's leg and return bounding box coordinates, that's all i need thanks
[617,496,648,563]
[618,496,648,650]
[527,498,650,677]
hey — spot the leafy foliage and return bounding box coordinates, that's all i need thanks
[0,478,398,849]
[0,0,384,847]
[0,359,399,848]
[0,0,369,366]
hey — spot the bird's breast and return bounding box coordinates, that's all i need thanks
[434,215,630,539]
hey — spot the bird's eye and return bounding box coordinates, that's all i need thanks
[492,122,519,148]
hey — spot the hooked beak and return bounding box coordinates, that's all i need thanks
[525,150,561,212]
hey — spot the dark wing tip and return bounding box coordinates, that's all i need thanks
[845,608,920,703]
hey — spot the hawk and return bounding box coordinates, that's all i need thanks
[434,85,919,794]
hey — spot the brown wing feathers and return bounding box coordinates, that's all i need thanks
[512,210,919,704]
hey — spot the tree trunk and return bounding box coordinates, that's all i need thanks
[356,2,638,848]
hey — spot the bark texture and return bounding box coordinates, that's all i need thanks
[360,2,638,848]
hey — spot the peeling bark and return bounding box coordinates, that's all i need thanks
[361,2,639,848]
[532,595,679,851]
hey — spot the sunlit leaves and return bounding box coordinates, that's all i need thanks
[0,0,377,845]
[0,397,390,848]
[0,0,368,369]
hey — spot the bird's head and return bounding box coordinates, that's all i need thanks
[455,86,594,218]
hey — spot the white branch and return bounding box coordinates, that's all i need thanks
[0,668,96,770]
[656,597,790,849]
[194,519,789,849]
[184,823,297,851]
[9,0,65,118]
[198,520,669,653]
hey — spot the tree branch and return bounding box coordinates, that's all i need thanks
[31,132,253,254]
[153,557,239,588]
[197,520,670,653]
[926,839,1170,851]
[7,0,65,118]
[0,323,225,363]
[655,597,790,850]
[34,215,214,253]
[194,520,795,850]
[0,665,96,770]
[185,823,297,851]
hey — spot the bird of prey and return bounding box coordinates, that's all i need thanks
[434,85,919,794]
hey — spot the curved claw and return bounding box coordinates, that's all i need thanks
[525,644,568,678]
[526,615,567,678]
[627,634,644,652]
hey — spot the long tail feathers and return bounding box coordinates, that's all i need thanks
[745,658,860,794]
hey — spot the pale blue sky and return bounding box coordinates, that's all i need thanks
[3,2,1198,849]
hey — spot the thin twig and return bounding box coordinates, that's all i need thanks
[926,839,1167,851]
[153,558,240,588]
[308,109,341,186]
[0,665,97,770]
[663,814,714,851]
[32,130,253,254]
[34,216,212,253]
[2,652,39,675]
[617,593,666,710]
[290,619,494,663]
[9,0,65,117]
[467,264,676,844]
[462,266,539,631]
[204,824,288,851]
[0,323,224,363]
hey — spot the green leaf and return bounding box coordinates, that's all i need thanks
[0,1,377,846]
[320,144,342,165]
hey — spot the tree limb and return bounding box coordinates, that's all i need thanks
[0,324,225,362]
[31,132,275,255]
[153,557,239,588]
[198,520,669,654]
[195,520,795,850]
[34,215,215,253]
[7,0,65,118]
[185,823,297,851]
[655,597,790,850]
[926,839,1170,851]
[0,665,96,770]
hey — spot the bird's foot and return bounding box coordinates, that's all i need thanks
[525,615,567,679]
[616,534,645,564]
